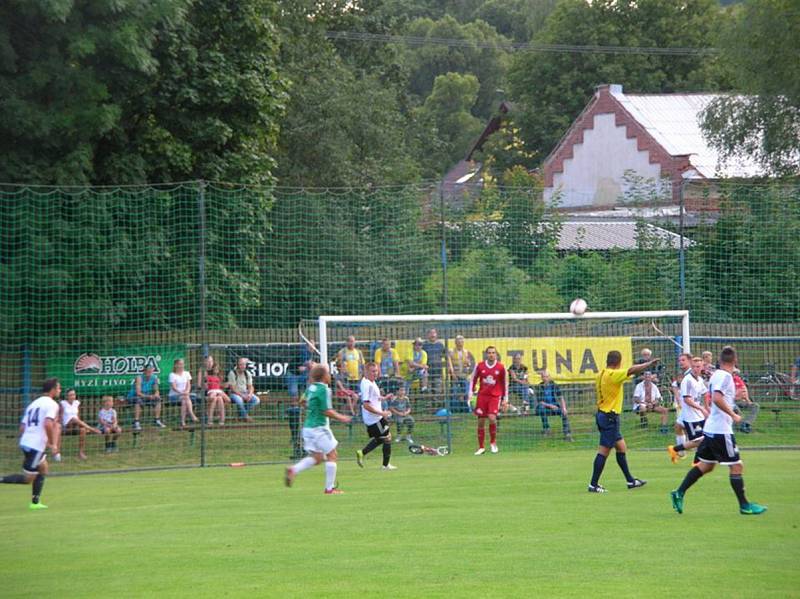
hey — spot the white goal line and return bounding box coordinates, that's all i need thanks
[318,311,690,365]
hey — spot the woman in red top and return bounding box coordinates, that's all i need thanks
[198,355,231,426]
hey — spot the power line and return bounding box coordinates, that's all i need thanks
[325,30,718,56]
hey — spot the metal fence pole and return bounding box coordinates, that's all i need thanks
[439,185,452,451]
[198,181,208,468]
[679,179,687,310]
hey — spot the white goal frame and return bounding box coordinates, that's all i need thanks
[318,310,690,365]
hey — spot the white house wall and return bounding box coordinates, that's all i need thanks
[544,113,663,208]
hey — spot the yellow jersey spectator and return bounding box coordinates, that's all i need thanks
[337,335,365,395]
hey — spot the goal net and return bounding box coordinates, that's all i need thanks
[315,311,691,453]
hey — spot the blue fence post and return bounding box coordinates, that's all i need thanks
[22,344,32,406]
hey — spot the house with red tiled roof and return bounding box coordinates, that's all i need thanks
[542,84,764,209]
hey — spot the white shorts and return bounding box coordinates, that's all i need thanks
[302,426,338,455]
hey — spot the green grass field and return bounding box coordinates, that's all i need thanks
[2,449,799,598]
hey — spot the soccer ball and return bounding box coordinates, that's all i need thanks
[570,298,588,316]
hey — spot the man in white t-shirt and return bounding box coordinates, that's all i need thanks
[632,372,668,433]
[668,357,709,463]
[670,346,767,516]
[1,378,61,509]
[355,362,397,470]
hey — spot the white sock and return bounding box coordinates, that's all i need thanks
[676,434,686,445]
[293,456,316,474]
[325,461,337,491]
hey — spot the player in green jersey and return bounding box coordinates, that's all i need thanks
[285,363,352,494]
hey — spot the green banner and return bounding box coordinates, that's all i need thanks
[47,345,186,394]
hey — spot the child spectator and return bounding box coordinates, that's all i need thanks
[389,386,415,444]
[98,396,122,453]
[199,355,229,426]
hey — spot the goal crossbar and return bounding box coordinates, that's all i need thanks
[318,310,690,365]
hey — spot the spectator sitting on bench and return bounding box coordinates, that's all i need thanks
[632,371,668,433]
[334,370,359,418]
[389,385,414,444]
[199,355,230,426]
[228,357,260,422]
[98,396,122,453]
[405,338,429,393]
[128,365,166,431]
[733,368,759,434]
[374,338,402,395]
[169,358,198,428]
[533,370,573,441]
[56,388,100,461]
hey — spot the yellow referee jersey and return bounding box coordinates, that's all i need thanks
[595,368,631,414]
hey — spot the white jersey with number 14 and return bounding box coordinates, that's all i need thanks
[20,396,59,452]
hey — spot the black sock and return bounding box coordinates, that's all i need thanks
[730,474,749,507]
[361,437,380,455]
[1,474,27,484]
[677,466,704,494]
[590,453,607,486]
[616,452,634,483]
[673,443,685,452]
[32,473,44,504]
[382,442,391,467]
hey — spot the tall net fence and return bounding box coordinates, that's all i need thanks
[1,180,798,472]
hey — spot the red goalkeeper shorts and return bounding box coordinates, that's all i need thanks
[474,395,500,417]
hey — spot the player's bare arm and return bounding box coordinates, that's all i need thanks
[44,417,57,453]
[323,408,351,424]
[627,358,659,377]
[366,402,391,419]
[713,390,742,423]
[683,394,706,415]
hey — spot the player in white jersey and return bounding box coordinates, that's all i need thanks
[669,353,693,450]
[667,357,709,463]
[1,378,61,509]
[355,362,397,470]
[670,347,767,516]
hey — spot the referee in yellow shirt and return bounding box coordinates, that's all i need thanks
[589,350,660,493]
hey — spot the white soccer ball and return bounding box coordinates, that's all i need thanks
[570,298,588,316]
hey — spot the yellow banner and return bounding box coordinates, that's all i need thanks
[393,337,632,383]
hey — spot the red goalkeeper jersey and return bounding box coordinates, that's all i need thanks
[472,361,507,398]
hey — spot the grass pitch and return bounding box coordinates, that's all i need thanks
[2,450,799,598]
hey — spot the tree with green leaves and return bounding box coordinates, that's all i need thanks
[0,0,287,186]
[423,246,563,313]
[701,0,800,177]
[415,72,485,176]
[508,0,727,164]
[0,0,189,184]
[275,0,420,187]
[403,15,510,119]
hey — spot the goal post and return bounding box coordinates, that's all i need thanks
[316,310,692,454]
[319,310,691,366]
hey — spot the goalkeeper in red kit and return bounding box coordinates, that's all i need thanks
[471,346,508,455]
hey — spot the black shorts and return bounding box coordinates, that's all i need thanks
[696,433,741,465]
[596,411,623,448]
[681,419,705,441]
[366,418,391,440]
[22,446,46,474]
